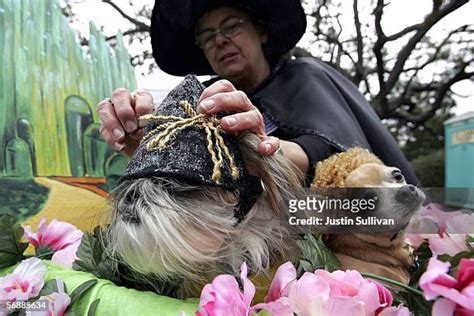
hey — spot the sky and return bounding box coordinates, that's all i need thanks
[65,0,473,115]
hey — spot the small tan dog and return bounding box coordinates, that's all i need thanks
[312,148,424,283]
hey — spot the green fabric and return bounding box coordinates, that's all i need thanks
[0,261,199,316]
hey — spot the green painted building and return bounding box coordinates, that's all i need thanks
[0,0,136,179]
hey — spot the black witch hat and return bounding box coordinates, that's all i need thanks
[149,0,306,76]
[119,75,263,221]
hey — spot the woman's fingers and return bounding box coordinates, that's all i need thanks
[220,110,265,136]
[198,90,256,115]
[132,89,154,128]
[97,88,153,155]
[99,123,124,152]
[97,98,126,143]
[197,79,236,105]
[258,136,281,156]
[112,88,137,133]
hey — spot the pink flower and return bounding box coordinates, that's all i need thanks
[23,219,83,268]
[373,280,394,313]
[428,213,474,256]
[264,261,296,303]
[406,205,474,257]
[0,258,46,302]
[196,262,255,316]
[256,262,397,316]
[420,257,474,315]
[197,261,402,316]
[27,279,71,316]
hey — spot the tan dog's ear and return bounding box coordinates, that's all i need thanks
[312,148,383,189]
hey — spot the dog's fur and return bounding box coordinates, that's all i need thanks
[105,133,306,297]
[312,148,424,284]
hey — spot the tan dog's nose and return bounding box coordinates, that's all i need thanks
[395,185,422,204]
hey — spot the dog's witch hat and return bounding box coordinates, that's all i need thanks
[119,75,263,221]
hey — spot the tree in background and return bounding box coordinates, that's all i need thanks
[62,0,473,185]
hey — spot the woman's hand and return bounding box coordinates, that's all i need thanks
[197,80,309,172]
[96,88,154,157]
[197,80,280,156]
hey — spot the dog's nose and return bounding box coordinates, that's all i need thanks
[395,185,419,203]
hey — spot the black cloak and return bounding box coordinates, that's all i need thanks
[248,57,418,185]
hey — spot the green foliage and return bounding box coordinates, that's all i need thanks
[0,214,28,269]
[409,242,433,287]
[410,149,445,187]
[396,291,432,316]
[439,250,474,274]
[296,234,341,275]
[39,279,60,296]
[0,178,49,222]
[401,114,450,161]
[72,226,120,284]
[69,279,98,303]
[87,299,100,316]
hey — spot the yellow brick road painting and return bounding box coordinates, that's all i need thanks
[21,177,109,233]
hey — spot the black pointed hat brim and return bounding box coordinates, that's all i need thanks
[150,0,307,76]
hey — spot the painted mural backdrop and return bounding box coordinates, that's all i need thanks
[0,0,136,231]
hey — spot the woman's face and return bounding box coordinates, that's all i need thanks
[197,7,270,90]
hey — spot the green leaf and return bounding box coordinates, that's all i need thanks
[396,290,432,316]
[39,279,59,296]
[439,250,474,271]
[296,234,341,274]
[72,233,102,274]
[0,214,28,269]
[409,241,432,286]
[87,299,100,316]
[69,279,98,305]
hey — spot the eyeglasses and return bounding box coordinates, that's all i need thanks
[196,17,248,50]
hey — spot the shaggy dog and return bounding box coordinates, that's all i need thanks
[105,76,306,297]
[312,148,425,283]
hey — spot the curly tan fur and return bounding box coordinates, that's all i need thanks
[312,147,383,188]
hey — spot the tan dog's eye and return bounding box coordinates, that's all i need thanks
[391,169,405,183]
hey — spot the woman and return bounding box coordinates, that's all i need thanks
[97,0,417,184]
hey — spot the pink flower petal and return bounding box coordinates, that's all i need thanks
[429,284,474,310]
[265,261,296,302]
[39,220,83,250]
[326,296,365,316]
[197,263,258,316]
[240,262,255,311]
[429,234,469,257]
[314,269,359,297]
[354,281,380,315]
[253,300,293,316]
[432,298,456,316]
[27,280,71,316]
[51,239,81,268]
[379,305,411,316]
[22,224,40,248]
[287,272,331,314]
[420,257,457,300]
[458,258,474,290]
